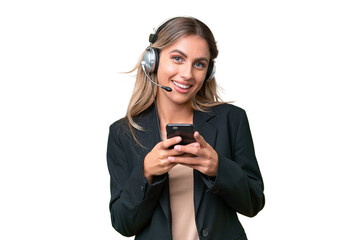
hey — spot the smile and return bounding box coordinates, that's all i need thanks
[172,81,191,89]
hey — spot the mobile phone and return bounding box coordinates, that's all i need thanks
[166,123,195,148]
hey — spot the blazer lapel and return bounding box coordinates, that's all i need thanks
[193,109,218,215]
[137,105,172,225]
[159,178,171,226]
[193,109,217,149]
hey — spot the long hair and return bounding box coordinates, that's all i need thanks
[125,17,225,143]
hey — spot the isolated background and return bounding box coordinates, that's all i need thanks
[1,0,359,239]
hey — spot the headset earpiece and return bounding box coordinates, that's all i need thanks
[141,18,173,74]
[142,47,160,73]
[205,61,216,82]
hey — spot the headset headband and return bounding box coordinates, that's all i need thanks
[149,18,179,44]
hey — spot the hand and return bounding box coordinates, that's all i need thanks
[143,136,184,183]
[168,131,218,177]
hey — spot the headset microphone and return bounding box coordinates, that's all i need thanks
[141,61,172,92]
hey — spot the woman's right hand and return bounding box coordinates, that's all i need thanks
[143,136,183,183]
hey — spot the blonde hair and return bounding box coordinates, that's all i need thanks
[125,17,226,143]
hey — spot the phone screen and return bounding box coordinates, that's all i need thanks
[166,124,195,148]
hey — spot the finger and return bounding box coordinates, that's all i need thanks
[158,147,185,160]
[168,156,202,165]
[162,136,182,149]
[173,144,200,156]
[168,148,188,156]
[188,142,200,148]
[161,160,177,169]
[194,131,207,147]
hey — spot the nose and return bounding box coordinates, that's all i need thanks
[179,63,193,80]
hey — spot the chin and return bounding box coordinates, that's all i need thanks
[173,96,195,107]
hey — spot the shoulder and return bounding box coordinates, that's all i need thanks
[203,104,250,134]
[108,105,156,147]
[211,103,245,112]
[210,103,246,120]
[109,118,129,141]
[109,104,155,134]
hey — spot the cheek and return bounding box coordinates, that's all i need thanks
[157,63,177,82]
[194,81,205,93]
[194,72,206,86]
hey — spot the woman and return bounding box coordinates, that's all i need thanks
[107,16,265,240]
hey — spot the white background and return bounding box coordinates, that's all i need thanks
[1,0,359,239]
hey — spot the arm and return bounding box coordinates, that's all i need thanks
[206,110,265,217]
[106,124,167,236]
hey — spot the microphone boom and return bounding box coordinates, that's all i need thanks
[141,61,172,92]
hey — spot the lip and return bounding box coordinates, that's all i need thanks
[171,80,192,93]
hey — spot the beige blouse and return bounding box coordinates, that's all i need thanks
[161,131,199,240]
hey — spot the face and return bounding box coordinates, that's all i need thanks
[156,35,211,107]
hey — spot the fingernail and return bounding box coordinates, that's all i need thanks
[174,145,181,151]
[168,156,174,162]
[176,137,181,142]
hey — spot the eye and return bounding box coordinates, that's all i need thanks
[194,62,206,69]
[172,56,183,63]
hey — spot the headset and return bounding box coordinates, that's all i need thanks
[141,17,216,92]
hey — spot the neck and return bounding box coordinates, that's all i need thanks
[156,98,193,132]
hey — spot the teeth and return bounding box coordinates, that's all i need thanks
[173,81,190,89]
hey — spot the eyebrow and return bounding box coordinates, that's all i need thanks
[169,49,209,63]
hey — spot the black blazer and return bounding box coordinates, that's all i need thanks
[107,103,265,240]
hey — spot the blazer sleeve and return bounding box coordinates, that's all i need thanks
[106,123,167,236]
[203,110,265,217]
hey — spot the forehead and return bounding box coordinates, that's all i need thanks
[163,35,210,59]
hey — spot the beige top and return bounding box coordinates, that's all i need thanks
[169,164,199,240]
[161,131,199,240]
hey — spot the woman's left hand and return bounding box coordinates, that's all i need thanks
[168,131,218,177]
